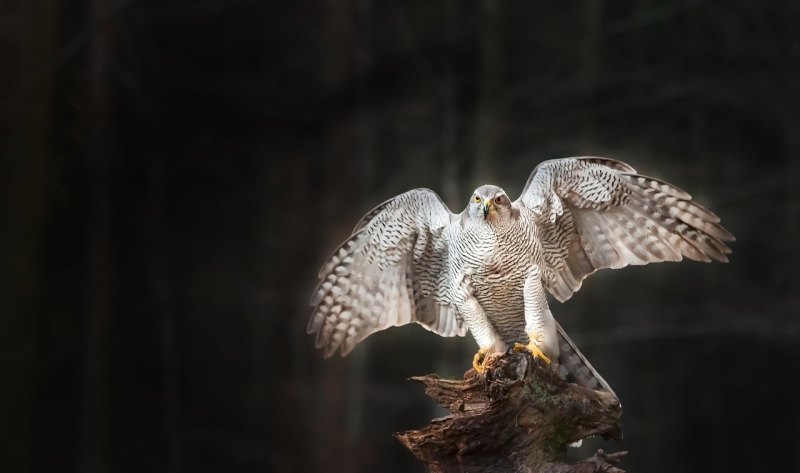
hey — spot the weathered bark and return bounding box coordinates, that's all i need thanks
[395,351,625,473]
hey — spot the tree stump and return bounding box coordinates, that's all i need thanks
[394,351,626,473]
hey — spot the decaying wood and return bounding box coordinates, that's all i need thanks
[394,351,626,473]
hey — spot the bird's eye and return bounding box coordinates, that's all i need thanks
[473,195,481,203]
[494,196,504,204]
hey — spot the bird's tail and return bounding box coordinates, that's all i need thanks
[555,320,620,403]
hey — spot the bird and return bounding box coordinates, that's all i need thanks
[307,157,733,396]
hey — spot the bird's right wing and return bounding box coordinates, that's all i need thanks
[516,157,734,302]
[308,188,467,357]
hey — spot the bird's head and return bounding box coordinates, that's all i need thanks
[467,185,513,223]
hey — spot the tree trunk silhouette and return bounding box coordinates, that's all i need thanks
[81,0,114,471]
[474,0,502,183]
[3,0,54,471]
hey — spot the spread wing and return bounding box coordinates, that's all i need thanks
[308,188,466,357]
[517,157,734,302]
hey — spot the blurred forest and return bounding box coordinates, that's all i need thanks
[3,0,800,472]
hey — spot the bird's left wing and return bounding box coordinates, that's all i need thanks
[516,157,734,302]
[308,188,466,357]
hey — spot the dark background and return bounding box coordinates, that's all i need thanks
[3,1,800,472]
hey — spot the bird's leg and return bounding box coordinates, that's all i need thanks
[513,337,551,364]
[472,347,490,372]
[454,271,502,373]
[516,267,559,365]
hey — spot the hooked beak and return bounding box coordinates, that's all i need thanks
[482,201,493,218]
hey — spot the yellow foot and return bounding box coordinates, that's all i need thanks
[472,347,491,373]
[513,342,552,365]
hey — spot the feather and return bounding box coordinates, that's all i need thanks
[307,188,465,357]
[517,157,734,301]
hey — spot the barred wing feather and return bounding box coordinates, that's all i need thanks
[308,188,466,357]
[517,157,734,302]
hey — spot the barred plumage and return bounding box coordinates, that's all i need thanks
[308,157,734,399]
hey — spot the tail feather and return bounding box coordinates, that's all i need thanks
[555,321,620,404]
